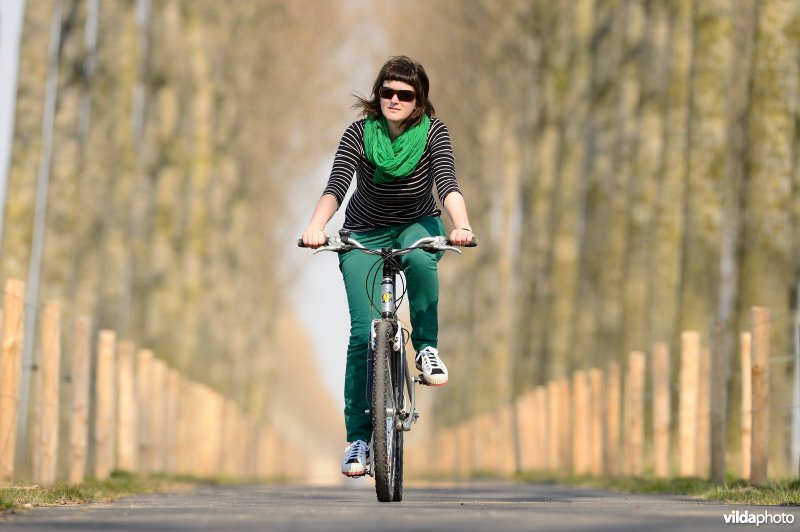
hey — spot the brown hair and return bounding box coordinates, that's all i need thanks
[353,55,435,130]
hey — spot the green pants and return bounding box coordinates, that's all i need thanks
[339,216,445,443]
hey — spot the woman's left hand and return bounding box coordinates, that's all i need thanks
[449,227,474,246]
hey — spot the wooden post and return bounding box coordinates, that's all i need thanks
[622,359,631,475]
[136,349,153,475]
[117,341,138,472]
[515,391,534,471]
[198,386,214,477]
[499,404,516,474]
[572,370,588,475]
[188,383,203,477]
[230,406,241,477]
[473,414,488,472]
[481,413,494,473]
[149,358,166,473]
[192,385,205,477]
[221,399,237,477]
[256,426,268,479]
[94,330,117,479]
[589,368,604,476]
[625,352,646,476]
[34,301,60,486]
[696,347,711,478]
[116,341,137,472]
[436,430,449,476]
[679,331,700,477]
[175,376,190,476]
[559,378,571,470]
[456,421,471,477]
[206,388,224,476]
[750,307,770,485]
[68,317,91,484]
[535,386,547,471]
[547,381,560,469]
[164,369,179,475]
[740,332,752,480]
[605,361,621,475]
[0,279,25,483]
[246,420,256,480]
[652,343,671,478]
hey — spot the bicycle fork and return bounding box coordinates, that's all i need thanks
[367,319,420,429]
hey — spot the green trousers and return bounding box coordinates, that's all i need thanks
[339,216,445,443]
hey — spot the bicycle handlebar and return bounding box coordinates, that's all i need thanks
[297,231,478,255]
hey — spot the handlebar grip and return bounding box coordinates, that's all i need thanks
[447,236,478,247]
[298,237,330,248]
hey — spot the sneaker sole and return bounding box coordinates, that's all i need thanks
[416,366,448,387]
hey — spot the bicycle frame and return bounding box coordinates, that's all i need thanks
[367,255,419,434]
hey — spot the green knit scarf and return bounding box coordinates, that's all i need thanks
[363,114,430,184]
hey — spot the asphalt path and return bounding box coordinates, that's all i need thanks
[2,480,798,531]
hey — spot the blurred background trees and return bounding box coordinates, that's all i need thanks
[2,0,348,468]
[2,0,799,474]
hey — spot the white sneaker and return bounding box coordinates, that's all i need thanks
[415,346,448,386]
[341,440,369,477]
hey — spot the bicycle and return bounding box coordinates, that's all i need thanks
[298,229,477,502]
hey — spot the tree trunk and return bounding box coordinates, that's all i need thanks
[739,0,799,476]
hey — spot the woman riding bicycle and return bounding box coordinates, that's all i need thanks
[301,56,474,477]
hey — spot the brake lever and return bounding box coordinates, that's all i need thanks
[421,240,462,254]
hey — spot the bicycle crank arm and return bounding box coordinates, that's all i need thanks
[402,364,423,431]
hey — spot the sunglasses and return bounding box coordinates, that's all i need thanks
[379,86,416,102]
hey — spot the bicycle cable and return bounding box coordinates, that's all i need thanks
[364,250,409,316]
[365,255,384,316]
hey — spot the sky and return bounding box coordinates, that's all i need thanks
[0,0,26,247]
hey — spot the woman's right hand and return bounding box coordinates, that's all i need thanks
[302,227,328,248]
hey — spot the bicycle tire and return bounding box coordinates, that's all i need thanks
[392,336,404,502]
[372,320,397,502]
[392,415,404,501]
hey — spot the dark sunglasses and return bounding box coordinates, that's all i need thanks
[379,86,416,102]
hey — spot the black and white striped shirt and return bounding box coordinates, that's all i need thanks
[322,117,461,232]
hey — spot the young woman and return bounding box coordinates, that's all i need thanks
[301,56,474,477]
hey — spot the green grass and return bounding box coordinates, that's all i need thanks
[513,470,800,506]
[0,470,196,513]
[0,471,295,513]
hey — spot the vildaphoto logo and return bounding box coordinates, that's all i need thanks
[723,509,795,526]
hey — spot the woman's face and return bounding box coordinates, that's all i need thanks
[379,80,417,126]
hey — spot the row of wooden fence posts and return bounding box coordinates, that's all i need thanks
[408,306,775,485]
[0,278,299,486]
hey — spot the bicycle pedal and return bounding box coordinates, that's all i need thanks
[415,374,432,386]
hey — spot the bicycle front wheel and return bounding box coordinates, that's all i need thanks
[372,320,402,502]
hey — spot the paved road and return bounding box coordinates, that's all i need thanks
[2,480,798,531]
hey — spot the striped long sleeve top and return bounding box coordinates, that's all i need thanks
[322,116,462,232]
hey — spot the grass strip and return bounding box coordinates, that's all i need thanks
[0,470,295,514]
[0,471,196,513]
[513,471,800,506]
